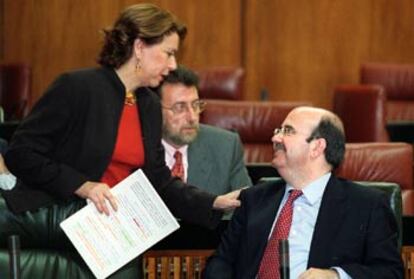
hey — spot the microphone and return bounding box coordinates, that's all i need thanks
[279,239,289,279]
[8,235,21,279]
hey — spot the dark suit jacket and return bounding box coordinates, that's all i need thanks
[1,67,221,229]
[187,124,252,195]
[204,175,403,278]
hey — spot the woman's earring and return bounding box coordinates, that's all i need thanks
[135,57,142,72]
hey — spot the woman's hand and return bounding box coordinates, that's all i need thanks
[75,181,118,215]
[0,154,10,173]
[212,189,242,210]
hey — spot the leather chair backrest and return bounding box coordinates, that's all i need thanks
[200,100,311,163]
[195,67,244,100]
[361,63,414,121]
[333,84,389,142]
[336,142,413,216]
[0,197,140,278]
[336,143,412,191]
[361,63,414,101]
[0,197,90,278]
[0,63,31,121]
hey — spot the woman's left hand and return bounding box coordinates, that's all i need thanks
[212,189,242,210]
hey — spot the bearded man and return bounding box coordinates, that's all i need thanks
[159,66,251,198]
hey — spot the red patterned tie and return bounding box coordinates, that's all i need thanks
[257,189,303,279]
[171,150,185,181]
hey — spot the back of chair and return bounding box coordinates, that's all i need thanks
[195,67,244,100]
[0,63,31,121]
[333,84,389,142]
[0,195,141,278]
[361,63,414,121]
[336,142,413,216]
[200,100,310,163]
[143,249,214,279]
[0,197,93,279]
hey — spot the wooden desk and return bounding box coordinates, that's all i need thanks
[402,246,414,279]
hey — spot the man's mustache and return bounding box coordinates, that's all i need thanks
[273,142,286,151]
[181,124,198,130]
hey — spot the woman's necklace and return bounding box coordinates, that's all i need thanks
[125,91,136,105]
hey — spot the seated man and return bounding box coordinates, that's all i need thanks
[159,66,252,196]
[204,106,403,278]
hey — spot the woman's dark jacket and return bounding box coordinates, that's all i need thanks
[2,67,221,229]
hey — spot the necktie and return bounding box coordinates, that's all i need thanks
[171,150,185,181]
[257,189,303,279]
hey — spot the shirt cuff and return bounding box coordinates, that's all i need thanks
[331,267,352,279]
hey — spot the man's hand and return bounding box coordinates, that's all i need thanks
[212,189,242,210]
[298,268,339,279]
[75,181,118,215]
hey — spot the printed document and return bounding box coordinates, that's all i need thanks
[60,169,180,279]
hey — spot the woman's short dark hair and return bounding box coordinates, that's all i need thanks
[98,3,187,68]
[306,116,346,169]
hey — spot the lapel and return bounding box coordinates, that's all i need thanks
[187,128,213,186]
[136,87,153,165]
[248,180,286,274]
[307,175,347,267]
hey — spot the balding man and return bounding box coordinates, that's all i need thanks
[204,107,403,279]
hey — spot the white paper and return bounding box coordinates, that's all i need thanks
[60,169,180,279]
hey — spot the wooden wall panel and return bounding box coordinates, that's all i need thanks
[160,0,242,68]
[3,0,414,109]
[1,0,241,105]
[0,0,4,59]
[244,0,414,108]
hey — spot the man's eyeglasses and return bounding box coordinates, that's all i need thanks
[273,126,296,137]
[274,126,319,142]
[162,100,206,115]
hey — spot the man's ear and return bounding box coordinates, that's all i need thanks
[310,138,327,159]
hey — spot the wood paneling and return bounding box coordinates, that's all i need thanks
[2,1,414,109]
[243,0,414,107]
[160,0,242,68]
[0,0,4,60]
[1,0,241,105]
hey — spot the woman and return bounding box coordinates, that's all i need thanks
[1,3,239,278]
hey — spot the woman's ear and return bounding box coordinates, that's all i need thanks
[133,38,144,57]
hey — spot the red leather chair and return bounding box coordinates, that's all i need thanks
[361,63,414,122]
[200,100,311,163]
[333,63,414,142]
[333,84,389,142]
[336,142,414,216]
[195,67,244,100]
[0,63,31,120]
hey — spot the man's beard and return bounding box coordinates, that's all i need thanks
[163,124,200,146]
